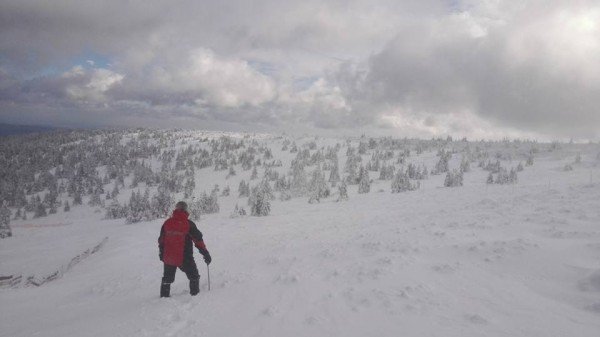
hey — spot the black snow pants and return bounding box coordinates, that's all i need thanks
[162,257,200,284]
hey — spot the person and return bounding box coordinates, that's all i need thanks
[158,201,212,297]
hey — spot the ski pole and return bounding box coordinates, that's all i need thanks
[207,264,211,291]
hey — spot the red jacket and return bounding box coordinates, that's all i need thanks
[158,209,208,267]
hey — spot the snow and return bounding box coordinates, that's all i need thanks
[1,135,600,337]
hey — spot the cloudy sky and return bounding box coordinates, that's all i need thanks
[0,0,599,140]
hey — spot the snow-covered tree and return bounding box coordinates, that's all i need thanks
[526,153,534,166]
[444,170,463,187]
[249,184,271,216]
[73,189,83,206]
[516,162,524,172]
[308,166,330,203]
[460,157,470,173]
[509,168,518,183]
[328,160,340,183]
[238,180,250,197]
[183,177,195,198]
[106,199,126,219]
[230,204,247,218]
[34,203,47,218]
[226,166,236,179]
[126,190,151,223]
[391,170,417,193]
[151,187,172,218]
[379,163,395,180]
[486,172,494,184]
[337,181,348,201]
[221,185,230,197]
[357,166,371,194]
[0,203,12,238]
[495,168,510,184]
[290,162,308,197]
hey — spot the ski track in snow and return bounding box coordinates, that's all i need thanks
[2,137,600,337]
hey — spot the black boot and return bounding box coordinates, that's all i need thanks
[189,278,200,296]
[160,282,171,298]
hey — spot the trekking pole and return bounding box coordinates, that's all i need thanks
[207,264,211,291]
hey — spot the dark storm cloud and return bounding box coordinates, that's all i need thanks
[0,0,598,139]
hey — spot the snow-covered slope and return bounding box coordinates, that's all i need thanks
[1,132,599,337]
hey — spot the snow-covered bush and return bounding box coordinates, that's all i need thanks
[444,170,463,187]
[230,204,247,218]
[460,157,470,173]
[106,200,126,219]
[391,170,417,193]
[221,185,230,197]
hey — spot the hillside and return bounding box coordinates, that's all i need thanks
[1,130,599,337]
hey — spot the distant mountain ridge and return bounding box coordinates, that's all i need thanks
[0,123,63,137]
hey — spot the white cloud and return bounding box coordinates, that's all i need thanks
[62,66,124,101]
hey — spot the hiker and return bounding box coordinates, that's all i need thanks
[158,201,212,297]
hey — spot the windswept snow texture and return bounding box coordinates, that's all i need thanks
[1,131,600,337]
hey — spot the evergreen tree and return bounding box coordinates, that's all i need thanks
[73,189,83,206]
[221,185,230,197]
[226,166,236,179]
[308,166,330,203]
[151,187,172,218]
[337,181,348,201]
[279,189,292,201]
[516,162,524,172]
[526,153,534,166]
[183,177,195,198]
[249,184,271,216]
[49,203,57,214]
[328,160,340,183]
[34,203,47,218]
[106,199,126,219]
[433,150,451,174]
[0,203,12,238]
[357,166,370,194]
[444,170,463,187]
[460,157,471,173]
[290,162,308,197]
[391,170,416,193]
[230,204,247,218]
[89,190,103,207]
[509,168,518,184]
[238,180,250,197]
[495,168,510,184]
